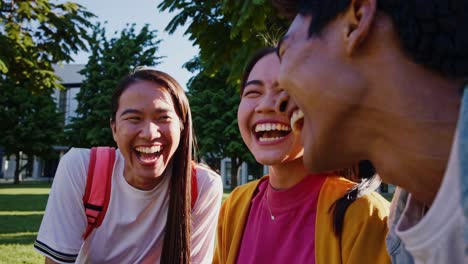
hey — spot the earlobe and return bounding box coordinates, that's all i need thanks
[345,0,377,55]
[110,119,117,142]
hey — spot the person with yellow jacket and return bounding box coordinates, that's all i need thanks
[213,47,391,264]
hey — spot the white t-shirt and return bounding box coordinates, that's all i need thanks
[34,148,223,264]
[395,131,465,263]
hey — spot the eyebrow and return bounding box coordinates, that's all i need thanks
[119,108,170,117]
[244,80,263,88]
[120,109,141,117]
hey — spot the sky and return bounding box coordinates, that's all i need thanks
[57,0,198,87]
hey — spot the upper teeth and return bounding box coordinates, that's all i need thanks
[290,110,304,133]
[254,123,291,132]
[135,146,161,154]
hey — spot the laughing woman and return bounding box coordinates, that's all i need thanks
[34,68,223,264]
[213,48,391,264]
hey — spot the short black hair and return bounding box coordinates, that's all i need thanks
[272,0,468,79]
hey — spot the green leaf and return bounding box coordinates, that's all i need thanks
[67,24,163,147]
[0,60,8,73]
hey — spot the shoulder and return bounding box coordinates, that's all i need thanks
[343,179,390,229]
[352,191,390,218]
[318,176,356,209]
[315,176,390,263]
[341,189,391,263]
[230,178,264,198]
[53,148,91,188]
[195,164,223,187]
[65,147,90,156]
[194,164,223,197]
[223,177,267,209]
[342,192,390,233]
[319,176,389,223]
[60,148,91,169]
[322,176,355,194]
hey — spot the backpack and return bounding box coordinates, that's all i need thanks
[82,146,198,240]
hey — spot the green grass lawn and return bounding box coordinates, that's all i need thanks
[0,182,51,264]
[0,182,230,264]
[0,182,391,264]
[222,189,232,202]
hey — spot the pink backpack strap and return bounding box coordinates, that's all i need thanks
[82,152,196,239]
[82,147,115,240]
[191,161,198,209]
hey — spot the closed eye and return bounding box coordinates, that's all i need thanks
[125,116,141,122]
[243,90,261,98]
[158,116,171,122]
[243,80,263,98]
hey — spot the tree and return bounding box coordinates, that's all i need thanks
[187,60,253,189]
[159,0,288,85]
[0,0,92,183]
[0,81,64,184]
[0,0,94,92]
[159,0,286,188]
[67,24,164,147]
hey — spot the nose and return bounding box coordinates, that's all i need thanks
[255,91,277,114]
[140,121,161,140]
[275,90,290,113]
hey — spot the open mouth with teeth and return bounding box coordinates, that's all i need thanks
[134,146,163,163]
[253,122,292,143]
[290,110,304,133]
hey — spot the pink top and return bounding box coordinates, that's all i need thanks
[236,174,326,264]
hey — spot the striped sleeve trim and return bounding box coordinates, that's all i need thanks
[34,239,78,263]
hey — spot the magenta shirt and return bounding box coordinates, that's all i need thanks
[236,174,326,264]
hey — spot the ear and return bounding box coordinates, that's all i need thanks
[180,121,185,132]
[344,0,377,55]
[110,119,117,142]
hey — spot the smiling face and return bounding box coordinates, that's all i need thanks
[111,80,181,189]
[278,14,368,172]
[238,52,303,165]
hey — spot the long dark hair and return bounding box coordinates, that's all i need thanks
[111,68,192,263]
[242,48,381,239]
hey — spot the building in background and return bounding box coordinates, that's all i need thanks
[219,158,269,189]
[52,64,84,126]
[0,64,85,181]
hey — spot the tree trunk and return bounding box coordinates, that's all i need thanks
[230,157,240,190]
[14,152,20,184]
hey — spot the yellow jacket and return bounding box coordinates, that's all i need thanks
[213,176,391,264]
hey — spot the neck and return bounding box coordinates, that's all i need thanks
[124,169,165,191]
[362,57,462,205]
[268,158,310,190]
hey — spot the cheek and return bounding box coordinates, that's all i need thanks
[279,61,320,114]
[113,123,133,144]
[279,49,314,99]
[155,123,182,164]
[167,123,182,148]
[237,102,252,143]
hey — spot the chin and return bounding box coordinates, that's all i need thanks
[255,155,284,166]
[255,159,277,166]
[140,166,166,178]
